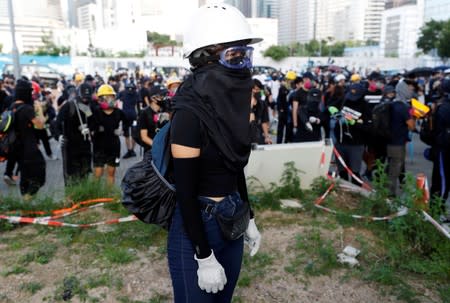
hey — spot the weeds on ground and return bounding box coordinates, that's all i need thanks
[237,252,275,287]
[248,161,304,210]
[285,228,340,277]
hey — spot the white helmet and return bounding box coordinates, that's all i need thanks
[335,74,346,82]
[183,3,262,58]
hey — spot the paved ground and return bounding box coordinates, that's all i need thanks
[0,133,434,201]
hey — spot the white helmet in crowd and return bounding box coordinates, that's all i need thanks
[335,74,346,82]
[183,3,262,58]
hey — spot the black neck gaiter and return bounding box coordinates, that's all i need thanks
[172,63,253,172]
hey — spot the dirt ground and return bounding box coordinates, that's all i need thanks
[0,208,444,303]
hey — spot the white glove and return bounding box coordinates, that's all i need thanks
[58,135,65,145]
[113,128,123,136]
[306,122,313,132]
[244,218,261,257]
[194,250,227,293]
[309,116,320,124]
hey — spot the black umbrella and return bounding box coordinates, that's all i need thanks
[433,65,449,72]
[406,67,434,78]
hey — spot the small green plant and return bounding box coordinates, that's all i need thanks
[20,282,44,294]
[103,247,136,264]
[19,243,57,265]
[1,265,30,277]
[238,252,274,288]
[249,161,304,210]
[285,229,340,277]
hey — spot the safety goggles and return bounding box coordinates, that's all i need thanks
[218,46,254,70]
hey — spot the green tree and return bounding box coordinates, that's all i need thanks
[417,19,450,62]
[146,31,178,56]
[437,21,450,62]
[27,31,71,56]
[417,20,444,53]
[263,45,290,61]
[0,43,3,53]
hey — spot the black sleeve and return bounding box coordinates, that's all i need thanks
[56,102,70,137]
[172,157,211,259]
[170,110,201,148]
[171,109,210,258]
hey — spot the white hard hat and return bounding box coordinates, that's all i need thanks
[335,74,346,82]
[183,3,262,58]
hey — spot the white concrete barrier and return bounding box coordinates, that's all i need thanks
[245,140,333,190]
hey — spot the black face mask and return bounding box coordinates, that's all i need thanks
[173,63,253,172]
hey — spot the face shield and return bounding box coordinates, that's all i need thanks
[218,46,254,70]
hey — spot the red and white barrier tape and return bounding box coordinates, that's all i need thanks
[0,213,138,228]
[314,181,407,221]
[0,198,139,228]
[332,147,372,191]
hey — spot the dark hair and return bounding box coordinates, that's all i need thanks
[253,79,263,89]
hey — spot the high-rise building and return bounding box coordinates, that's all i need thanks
[380,0,424,58]
[278,0,315,44]
[0,0,65,52]
[424,0,450,22]
[256,0,279,18]
[224,0,252,17]
[278,0,385,45]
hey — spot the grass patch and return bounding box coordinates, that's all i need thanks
[20,282,44,294]
[285,229,340,277]
[86,272,123,290]
[238,252,274,288]
[1,265,31,277]
[103,246,136,264]
[19,243,57,265]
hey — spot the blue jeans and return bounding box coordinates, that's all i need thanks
[167,192,245,303]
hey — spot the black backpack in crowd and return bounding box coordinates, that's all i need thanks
[0,105,24,162]
[121,122,176,229]
[371,101,391,140]
[306,88,322,116]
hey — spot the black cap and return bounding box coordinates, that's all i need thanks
[345,83,366,101]
[302,71,315,80]
[85,74,95,82]
[78,83,93,99]
[149,85,168,97]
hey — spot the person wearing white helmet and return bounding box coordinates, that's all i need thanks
[167,3,262,302]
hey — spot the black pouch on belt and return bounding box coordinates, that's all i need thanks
[215,201,250,241]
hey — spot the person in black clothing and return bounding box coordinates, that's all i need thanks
[138,85,168,152]
[430,78,450,222]
[10,77,46,199]
[168,4,262,302]
[92,84,126,186]
[56,83,95,186]
[250,79,272,145]
[323,78,344,138]
[276,75,295,143]
[119,82,140,159]
[334,83,372,183]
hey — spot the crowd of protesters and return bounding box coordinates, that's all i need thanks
[1,64,449,221]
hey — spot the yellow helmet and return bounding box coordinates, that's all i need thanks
[97,84,116,97]
[285,70,296,81]
[74,73,84,82]
[350,74,361,82]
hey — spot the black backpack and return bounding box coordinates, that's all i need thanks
[0,105,24,162]
[419,113,435,146]
[121,122,176,229]
[306,88,322,116]
[371,101,391,139]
